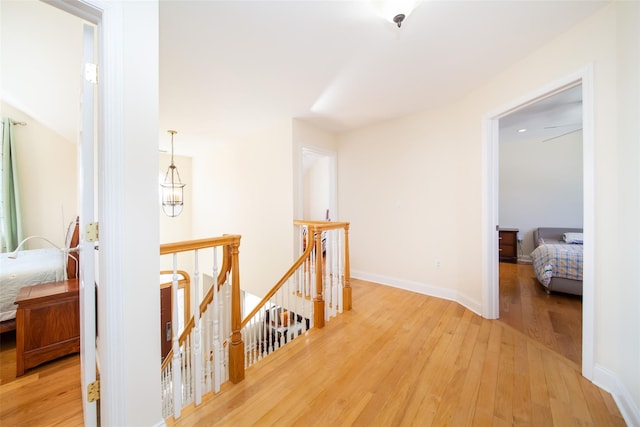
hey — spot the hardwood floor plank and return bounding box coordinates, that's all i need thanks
[512,332,533,425]
[1,278,625,427]
[451,320,491,426]
[471,322,502,426]
[499,262,582,366]
[494,326,515,423]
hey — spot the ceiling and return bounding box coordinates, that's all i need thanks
[158,0,605,154]
[499,84,583,144]
[1,1,607,155]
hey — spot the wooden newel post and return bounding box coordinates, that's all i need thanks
[313,227,325,328]
[343,224,352,311]
[228,242,245,383]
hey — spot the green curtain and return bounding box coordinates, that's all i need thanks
[1,118,24,252]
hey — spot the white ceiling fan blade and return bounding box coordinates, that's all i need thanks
[543,128,583,142]
[544,123,581,129]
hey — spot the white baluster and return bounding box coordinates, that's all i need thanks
[185,334,191,404]
[248,321,254,368]
[161,366,171,418]
[300,281,307,334]
[337,230,343,314]
[278,292,284,350]
[224,273,231,343]
[266,302,273,353]
[251,318,257,366]
[290,280,298,341]
[261,304,268,359]
[193,250,202,405]
[171,253,182,418]
[203,304,212,394]
[212,249,221,393]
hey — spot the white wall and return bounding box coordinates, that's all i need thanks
[191,121,294,297]
[499,130,583,256]
[159,152,193,272]
[339,2,638,420]
[0,0,82,143]
[159,153,192,242]
[1,101,78,249]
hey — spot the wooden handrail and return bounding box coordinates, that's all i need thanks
[240,240,315,330]
[160,235,241,255]
[293,220,350,231]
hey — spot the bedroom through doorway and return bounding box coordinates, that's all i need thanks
[496,84,585,366]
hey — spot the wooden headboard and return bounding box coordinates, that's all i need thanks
[66,217,80,279]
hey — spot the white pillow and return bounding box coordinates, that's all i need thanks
[563,232,583,244]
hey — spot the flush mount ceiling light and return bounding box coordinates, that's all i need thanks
[393,13,405,28]
[372,0,420,28]
[161,130,186,217]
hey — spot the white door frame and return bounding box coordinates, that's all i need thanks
[43,0,126,423]
[482,65,595,380]
[78,20,97,426]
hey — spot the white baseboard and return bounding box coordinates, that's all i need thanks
[351,270,482,316]
[593,364,640,427]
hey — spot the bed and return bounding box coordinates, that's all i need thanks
[530,227,583,296]
[0,218,79,332]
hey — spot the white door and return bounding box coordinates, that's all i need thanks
[79,22,98,427]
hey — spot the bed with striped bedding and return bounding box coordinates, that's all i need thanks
[531,227,583,295]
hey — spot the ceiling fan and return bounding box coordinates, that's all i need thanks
[543,123,583,142]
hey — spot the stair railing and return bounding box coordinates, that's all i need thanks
[159,235,241,420]
[294,220,352,318]
[160,222,350,420]
[240,221,351,370]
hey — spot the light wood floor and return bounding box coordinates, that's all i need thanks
[498,262,583,366]
[0,279,623,426]
[172,279,622,426]
[0,331,83,426]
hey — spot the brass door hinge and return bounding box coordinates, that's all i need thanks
[87,380,100,402]
[85,222,99,242]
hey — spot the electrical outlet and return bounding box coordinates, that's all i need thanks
[436,260,441,268]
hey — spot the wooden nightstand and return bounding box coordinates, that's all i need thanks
[14,278,80,376]
[499,228,518,263]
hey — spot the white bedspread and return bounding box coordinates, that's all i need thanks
[0,248,65,322]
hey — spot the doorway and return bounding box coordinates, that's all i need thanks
[301,147,337,221]
[497,84,584,365]
[483,67,595,380]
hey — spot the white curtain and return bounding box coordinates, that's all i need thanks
[1,118,24,252]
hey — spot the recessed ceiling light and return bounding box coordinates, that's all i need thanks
[518,128,527,133]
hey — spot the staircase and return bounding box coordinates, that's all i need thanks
[160,221,350,421]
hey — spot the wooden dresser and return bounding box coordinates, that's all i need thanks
[14,278,80,376]
[498,228,519,264]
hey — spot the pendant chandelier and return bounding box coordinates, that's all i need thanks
[161,130,186,217]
